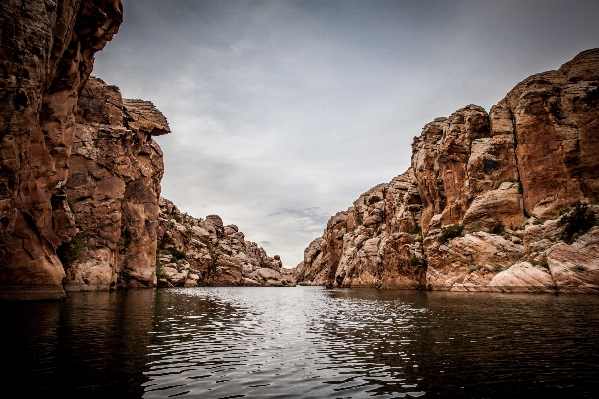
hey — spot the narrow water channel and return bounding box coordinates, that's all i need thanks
[1,287,598,398]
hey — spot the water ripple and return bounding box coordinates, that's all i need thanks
[2,288,599,398]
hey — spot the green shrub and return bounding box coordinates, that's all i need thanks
[409,256,420,266]
[492,265,503,272]
[438,224,463,244]
[558,202,597,243]
[489,219,505,235]
[57,232,89,267]
[166,246,186,260]
[67,198,76,213]
[408,226,422,235]
[533,219,545,225]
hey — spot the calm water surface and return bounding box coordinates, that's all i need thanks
[1,287,598,398]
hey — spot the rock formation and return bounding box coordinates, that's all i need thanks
[62,76,169,291]
[157,198,294,287]
[295,48,599,293]
[0,0,123,300]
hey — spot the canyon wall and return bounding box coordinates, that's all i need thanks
[295,48,599,293]
[67,78,292,291]
[0,0,123,300]
[0,0,287,298]
[63,76,169,291]
[157,198,294,287]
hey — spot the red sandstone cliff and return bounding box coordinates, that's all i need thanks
[157,198,294,287]
[295,49,599,293]
[62,76,169,291]
[0,0,123,300]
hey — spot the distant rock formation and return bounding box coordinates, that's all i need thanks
[295,48,599,293]
[62,76,169,291]
[157,198,294,287]
[0,0,123,300]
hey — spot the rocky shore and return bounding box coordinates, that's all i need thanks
[295,49,599,293]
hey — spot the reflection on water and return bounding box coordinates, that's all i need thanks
[1,290,155,398]
[1,287,599,398]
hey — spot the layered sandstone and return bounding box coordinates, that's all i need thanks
[62,76,169,291]
[0,0,123,300]
[295,48,599,293]
[157,198,293,287]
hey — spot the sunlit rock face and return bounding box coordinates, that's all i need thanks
[295,48,599,293]
[63,76,169,291]
[156,198,294,287]
[0,0,123,300]
[500,48,599,219]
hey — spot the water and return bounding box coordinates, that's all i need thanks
[1,287,598,398]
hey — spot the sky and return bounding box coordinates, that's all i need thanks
[93,0,599,267]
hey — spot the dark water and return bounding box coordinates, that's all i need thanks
[1,287,599,398]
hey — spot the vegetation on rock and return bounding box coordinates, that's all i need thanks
[438,224,463,244]
[488,220,505,235]
[558,202,597,243]
[56,232,89,267]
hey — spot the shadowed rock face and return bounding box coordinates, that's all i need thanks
[157,198,294,287]
[63,76,169,291]
[0,0,123,300]
[295,48,599,293]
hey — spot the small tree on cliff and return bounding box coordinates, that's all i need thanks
[558,202,597,243]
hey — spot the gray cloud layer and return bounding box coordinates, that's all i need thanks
[93,0,599,266]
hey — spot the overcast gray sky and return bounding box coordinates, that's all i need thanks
[93,0,599,267]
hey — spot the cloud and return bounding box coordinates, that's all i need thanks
[93,0,599,267]
[268,207,332,234]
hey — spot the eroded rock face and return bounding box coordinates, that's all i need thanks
[295,169,426,289]
[63,76,169,291]
[0,0,123,300]
[502,49,599,218]
[157,198,293,287]
[294,49,599,293]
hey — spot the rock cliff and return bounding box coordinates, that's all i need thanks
[157,198,294,287]
[0,0,123,300]
[295,49,599,293]
[62,76,169,291]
